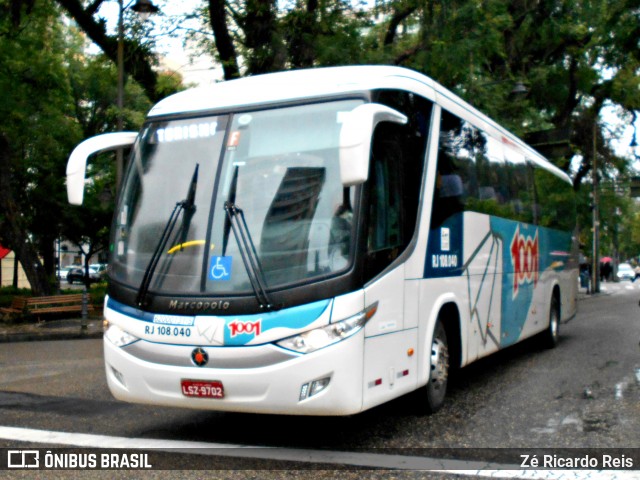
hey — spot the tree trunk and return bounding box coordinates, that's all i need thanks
[55,0,159,102]
[208,0,240,80]
[40,234,56,278]
[0,134,52,295]
[243,0,286,75]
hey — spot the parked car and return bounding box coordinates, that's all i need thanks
[67,267,101,284]
[57,266,73,281]
[90,263,108,279]
[616,262,635,281]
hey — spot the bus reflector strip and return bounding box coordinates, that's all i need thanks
[367,370,409,388]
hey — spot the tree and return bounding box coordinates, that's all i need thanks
[60,151,115,286]
[61,52,184,285]
[55,0,160,102]
[54,0,189,102]
[0,2,178,294]
[622,207,640,261]
[53,0,639,178]
[367,0,639,183]
[0,0,82,295]
[61,51,150,286]
[13,0,640,275]
[203,0,367,79]
[364,0,639,262]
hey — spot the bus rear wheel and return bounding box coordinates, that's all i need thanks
[420,319,449,413]
[540,295,560,349]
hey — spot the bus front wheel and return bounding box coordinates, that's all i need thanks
[420,319,449,413]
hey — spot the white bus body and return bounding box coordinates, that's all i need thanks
[67,66,577,415]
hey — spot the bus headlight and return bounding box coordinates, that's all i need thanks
[276,302,377,354]
[105,323,139,347]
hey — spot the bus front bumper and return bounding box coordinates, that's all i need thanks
[103,331,365,416]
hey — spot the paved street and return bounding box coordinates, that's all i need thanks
[0,281,638,478]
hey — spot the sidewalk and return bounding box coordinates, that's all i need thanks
[0,317,104,343]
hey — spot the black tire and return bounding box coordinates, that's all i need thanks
[540,294,560,348]
[419,319,449,414]
[68,278,74,285]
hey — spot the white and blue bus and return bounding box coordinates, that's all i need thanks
[67,66,577,415]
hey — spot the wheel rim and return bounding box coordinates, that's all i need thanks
[430,334,449,389]
[550,307,559,339]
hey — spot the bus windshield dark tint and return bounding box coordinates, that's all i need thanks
[110,100,362,296]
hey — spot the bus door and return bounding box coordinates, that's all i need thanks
[361,120,421,409]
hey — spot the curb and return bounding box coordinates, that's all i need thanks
[0,330,103,343]
[0,319,104,344]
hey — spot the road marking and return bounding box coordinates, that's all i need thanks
[0,426,638,478]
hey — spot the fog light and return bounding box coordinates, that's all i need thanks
[299,376,331,401]
[310,376,330,397]
[299,383,310,401]
[110,365,126,388]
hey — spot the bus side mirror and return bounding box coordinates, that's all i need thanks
[339,103,407,186]
[66,132,138,205]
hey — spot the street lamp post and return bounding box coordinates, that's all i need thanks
[592,121,600,293]
[116,0,159,191]
[116,0,124,191]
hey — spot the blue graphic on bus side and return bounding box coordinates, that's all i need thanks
[424,214,464,278]
[490,217,572,347]
[209,256,232,281]
[490,217,538,346]
[424,211,572,348]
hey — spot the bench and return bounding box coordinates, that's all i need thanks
[0,297,28,316]
[0,294,95,321]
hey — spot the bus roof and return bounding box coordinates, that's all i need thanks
[149,66,432,117]
[148,65,571,185]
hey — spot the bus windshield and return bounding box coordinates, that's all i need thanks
[111,99,362,297]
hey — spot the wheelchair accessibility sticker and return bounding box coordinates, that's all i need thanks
[209,256,232,281]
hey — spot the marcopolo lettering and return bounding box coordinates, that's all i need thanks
[168,300,230,311]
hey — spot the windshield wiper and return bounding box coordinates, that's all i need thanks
[224,200,274,311]
[136,164,199,308]
[179,164,198,244]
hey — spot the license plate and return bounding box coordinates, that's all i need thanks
[181,380,224,399]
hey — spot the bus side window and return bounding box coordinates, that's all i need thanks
[431,111,470,229]
[367,125,404,254]
[433,110,543,227]
[504,148,533,224]
[474,131,510,217]
[365,90,432,281]
[533,167,576,230]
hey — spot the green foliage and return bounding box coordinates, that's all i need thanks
[61,47,157,263]
[156,69,187,97]
[6,0,639,280]
[0,286,32,308]
[0,0,82,292]
[0,1,173,292]
[622,209,640,260]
